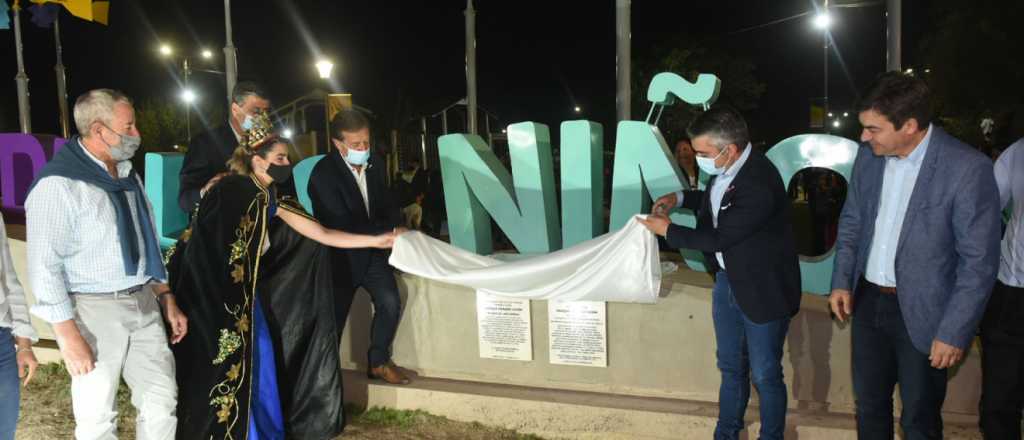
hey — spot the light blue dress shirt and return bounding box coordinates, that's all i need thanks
[26,140,164,323]
[864,124,934,287]
[995,137,1024,287]
[674,143,752,270]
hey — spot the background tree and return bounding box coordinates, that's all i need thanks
[132,98,225,175]
[919,0,1024,152]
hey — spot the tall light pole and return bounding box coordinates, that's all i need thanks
[465,0,478,135]
[814,2,831,133]
[223,0,238,106]
[54,14,71,138]
[615,0,631,121]
[160,44,224,140]
[181,87,196,140]
[886,0,902,72]
[13,3,31,133]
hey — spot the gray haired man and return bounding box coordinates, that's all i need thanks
[28,89,188,439]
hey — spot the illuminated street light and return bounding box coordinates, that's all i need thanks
[180,89,196,103]
[574,106,582,113]
[813,12,832,30]
[282,128,294,139]
[201,49,213,59]
[832,120,841,128]
[828,112,834,118]
[315,59,334,79]
[843,112,849,117]
[159,44,173,56]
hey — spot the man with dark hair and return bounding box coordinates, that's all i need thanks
[829,72,1001,439]
[307,109,410,385]
[178,81,271,211]
[641,106,801,440]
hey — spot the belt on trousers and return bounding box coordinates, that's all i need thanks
[861,278,897,295]
[72,284,145,297]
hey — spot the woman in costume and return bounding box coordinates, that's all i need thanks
[168,110,392,439]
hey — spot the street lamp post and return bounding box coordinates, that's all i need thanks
[224,0,238,106]
[13,4,31,133]
[159,44,225,141]
[814,1,831,133]
[315,60,334,80]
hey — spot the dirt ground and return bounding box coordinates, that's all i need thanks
[15,363,544,440]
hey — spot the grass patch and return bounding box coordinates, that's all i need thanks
[352,406,432,429]
[17,362,136,439]
[18,363,547,439]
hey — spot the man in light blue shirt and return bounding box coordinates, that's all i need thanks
[979,136,1024,439]
[863,125,931,288]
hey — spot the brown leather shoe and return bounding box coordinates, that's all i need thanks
[367,362,411,385]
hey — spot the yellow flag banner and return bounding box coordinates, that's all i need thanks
[91,0,107,25]
[30,0,91,22]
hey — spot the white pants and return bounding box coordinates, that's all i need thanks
[65,287,177,440]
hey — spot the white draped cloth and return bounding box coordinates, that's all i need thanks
[388,215,661,303]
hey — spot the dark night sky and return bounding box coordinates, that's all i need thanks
[1,0,930,145]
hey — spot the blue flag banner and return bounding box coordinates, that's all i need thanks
[27,1,58,28]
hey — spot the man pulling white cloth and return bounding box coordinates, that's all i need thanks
[389,215,661,303]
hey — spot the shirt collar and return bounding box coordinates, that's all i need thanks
[722,142,752,178]
[79,139,132,178]
[891,123,932,166]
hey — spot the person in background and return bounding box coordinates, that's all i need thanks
[979,135,1024,439]
[0,214,39,440]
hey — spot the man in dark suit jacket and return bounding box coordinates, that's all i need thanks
[178,81,271,212]
[642,107,801,440]
[307,109,409,385]
[829,72,1001,439]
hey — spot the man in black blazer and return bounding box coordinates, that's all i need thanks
[641,107,800,440]
[178,81,271,212]
[308,109,409,385]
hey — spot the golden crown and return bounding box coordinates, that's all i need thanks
[239,109,278,151]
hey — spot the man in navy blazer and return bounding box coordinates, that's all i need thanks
[829,72,1002,439]
[179,81,272,212]
[308,110,409,385]
[642,107,801,440]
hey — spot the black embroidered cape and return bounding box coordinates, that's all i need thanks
[167,174,347,439]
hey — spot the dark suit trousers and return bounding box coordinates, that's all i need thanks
[341,252,402,368]
[852,282,947,440]
[980,281,1024,440]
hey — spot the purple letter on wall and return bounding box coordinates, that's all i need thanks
[0,134,67,223]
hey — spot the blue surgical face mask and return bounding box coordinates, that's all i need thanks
[344,148,370,166]
[241,114,254,131]
[695,147,727,176]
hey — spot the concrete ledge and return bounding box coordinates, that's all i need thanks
[342,370,982,440]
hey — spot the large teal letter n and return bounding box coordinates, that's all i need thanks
[438,122,561,254]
